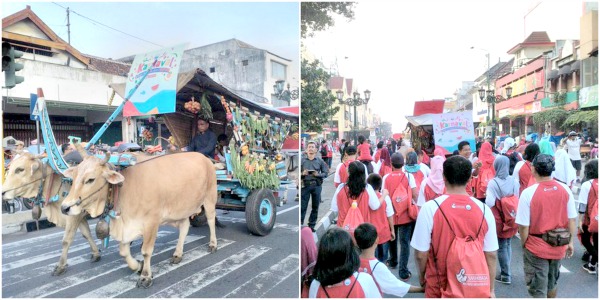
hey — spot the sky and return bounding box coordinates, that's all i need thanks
[302,0,585,132]
[1,1,300,81]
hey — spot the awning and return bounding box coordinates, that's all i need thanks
[547,69,559,81]
[570,60,580,72]
[558,64,571,76]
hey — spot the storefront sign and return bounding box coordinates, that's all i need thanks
[432,111,475,154]
[124,44,187,117]
[579,85,598,108]
[498,109,510,118]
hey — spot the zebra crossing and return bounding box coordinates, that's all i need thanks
[2,211,300,298]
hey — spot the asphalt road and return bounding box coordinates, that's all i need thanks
[2,202,299,298]
[313,153,598,298]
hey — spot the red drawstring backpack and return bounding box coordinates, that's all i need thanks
[491,180,519,238]
[432,200,490,298]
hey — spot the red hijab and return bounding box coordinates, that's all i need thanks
[421,150,430,165]
[478,142,495,167]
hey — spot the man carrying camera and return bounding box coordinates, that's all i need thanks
[301,141,329,232]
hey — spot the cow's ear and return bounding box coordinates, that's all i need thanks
[30,160,40,174]
[63,167,76,179]
[102,170,124,185]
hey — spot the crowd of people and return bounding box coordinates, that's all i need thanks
[301,132,598,298]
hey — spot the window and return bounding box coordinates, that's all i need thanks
[271,61,286,79]
[242,59,248,66]
[582,56,598,88]
[210,67,215,73]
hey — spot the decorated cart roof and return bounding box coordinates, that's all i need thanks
[109,68,299,122]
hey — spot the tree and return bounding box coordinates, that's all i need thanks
[301,2,356,39]
[301,59,339,132]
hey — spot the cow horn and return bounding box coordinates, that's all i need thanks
[74,143,89,159]
[99,149,110,165]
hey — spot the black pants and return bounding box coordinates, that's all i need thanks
[301,184,322,228]
[387,222,415,278]
[581,224,599,265]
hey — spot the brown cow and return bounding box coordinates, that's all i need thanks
[60,148,218,288]
[2,153,101,276]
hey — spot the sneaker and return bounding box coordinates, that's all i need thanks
[583,263,597,274]
[400,272,412,282]
[495,275,511,284]
[386,260,398,269]
[582,251,591,262]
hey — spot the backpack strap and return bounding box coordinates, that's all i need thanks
[345,273,359,298]
[370,261,380,275]
[493,179,507,225]
[321,284,332,298]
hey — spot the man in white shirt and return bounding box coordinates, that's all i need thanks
[566,131,583,181]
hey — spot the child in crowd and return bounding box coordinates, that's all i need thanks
[366,173,394,263]
[354,223,424,297]
[309,227,381,298]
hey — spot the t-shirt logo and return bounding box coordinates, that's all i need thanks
[510,210,516,218]
[543,186,558,192]
[451,203,469,210]
[343,225,350,230]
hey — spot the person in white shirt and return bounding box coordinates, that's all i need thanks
[566,131,583,181]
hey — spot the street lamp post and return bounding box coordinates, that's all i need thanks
[273,80,299,105]
[478,85,512,143]
[336,89,371,146]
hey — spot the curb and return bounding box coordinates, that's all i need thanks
[313,210,336,242]
[2,210,48,235]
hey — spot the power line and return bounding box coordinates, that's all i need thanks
[51,2,163,48]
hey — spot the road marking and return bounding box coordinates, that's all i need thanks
[148,245,270,298]
[224,254,299,298]
[218,216,298,232]
[1,230,171,272]
[2,224,96,250]
[77,238,235,298]
[277,205,299,215]
[559,265,570,273]
[2,234,203,288]
[13,233,204,298]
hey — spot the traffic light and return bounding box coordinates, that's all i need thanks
[2,42,24,89]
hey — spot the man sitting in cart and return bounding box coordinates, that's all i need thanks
[186,118,217,158]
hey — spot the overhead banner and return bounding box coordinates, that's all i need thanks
[432,111,476,154]
[123,44,187,117]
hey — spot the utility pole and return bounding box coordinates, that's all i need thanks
[67,7,71,45]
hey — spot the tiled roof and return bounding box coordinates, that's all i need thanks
[329,76,344,89]
[522,31,552,44]
[85,55,131,76]
[508,31,555,54]
[345,78,353,96]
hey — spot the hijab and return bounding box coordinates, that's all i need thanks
[489,155,516,197]
[479,142,495,168]
[501,137,515,154]
[379,148,392,170]
[425,156,445,194]
[404,151,420,173]
[552,149,577,185]
[421,150,430,166]
[538,138,554,156]
[434,148,446,160]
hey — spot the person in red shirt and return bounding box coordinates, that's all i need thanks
[381,153,418,280]
[357,135,374,174]
[334,146,367,188]
[374,141,384,163]
[516,154,578,298]
[403,151,426,192]
[474,141,496,201]
[320,140,332,170]
[331,161,382,227]
[378,148,393,177]
[513,143,540,197]
[578,159,598,274]
[301,226,318,298]
[309,227,381,298]
[411,155,498,298]
[366,173,395,263]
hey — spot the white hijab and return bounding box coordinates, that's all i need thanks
[552,149,577,185]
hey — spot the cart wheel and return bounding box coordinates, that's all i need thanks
[190,210,207,227]
[245,189,276,236]
[21,198,35,210]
